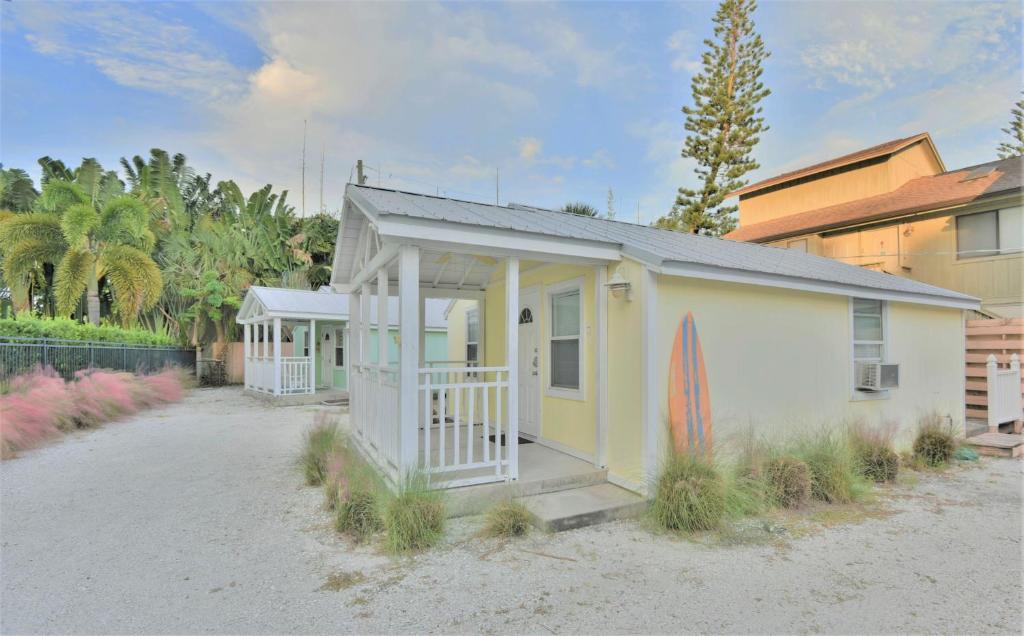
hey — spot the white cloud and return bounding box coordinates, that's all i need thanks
[582,148,615,170]
[448,155,493,180]
[666,29,701,74]
[518,137,543,160]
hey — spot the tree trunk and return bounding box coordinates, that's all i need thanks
[213,319,227,348]
[86,266,101,326]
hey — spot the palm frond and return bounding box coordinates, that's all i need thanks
[97,195,150,248]
[54,248,94,317]
[60,203,99,248]
[98,244,163,325]
[34,180,89,215]
[0,213,67,253]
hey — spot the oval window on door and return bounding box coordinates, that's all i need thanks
[518,308,533,324]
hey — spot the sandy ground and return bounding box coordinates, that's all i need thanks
[1,386,1021,635]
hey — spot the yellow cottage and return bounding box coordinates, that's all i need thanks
[330,183,977,501]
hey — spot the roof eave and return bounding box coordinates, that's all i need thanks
[655,260,979,311]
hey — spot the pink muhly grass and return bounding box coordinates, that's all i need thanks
[135,368,186,407]
[71,370,138,427]
[0,367,74,457]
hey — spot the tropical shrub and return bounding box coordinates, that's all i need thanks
[764,456,812,508]
[913,415,957,467]
[651,454,726,532]
[793,429,865,504]
[0,316,174,345]
[484,501,532,538]
[383,475,446,553]
[849,422,900,483]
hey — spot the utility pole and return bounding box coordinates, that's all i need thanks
[496,167,500,205]
[636,201,640,225]
[301,119,307,217]
[319,145,325,213]
[356,159,366,185]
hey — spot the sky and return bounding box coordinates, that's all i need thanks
[1,1,1021,224]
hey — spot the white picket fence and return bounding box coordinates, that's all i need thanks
[350,364,401,480]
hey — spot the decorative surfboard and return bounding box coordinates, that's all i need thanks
[668,312,713,457]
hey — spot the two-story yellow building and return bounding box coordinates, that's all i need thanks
[726,133,1023,318]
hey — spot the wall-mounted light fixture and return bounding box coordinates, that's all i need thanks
[605,266,632,301]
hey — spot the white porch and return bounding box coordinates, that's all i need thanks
[236,286,349,397]
[332,186,619,490]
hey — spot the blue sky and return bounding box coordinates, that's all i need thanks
[1,1,1021,223]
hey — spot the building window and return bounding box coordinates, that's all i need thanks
[466,308,479,368]
[852,297,885,365]
[334,329,345,368]
[550,287,581,392]
[956,206,1023,259]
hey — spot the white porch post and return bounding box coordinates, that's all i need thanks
[350,292,362,368]
[505,256,519,480]
[360,282,371,366]
[309,318,316,394]
[398,245,420,474]
[273,317,282,396]
[243,322,251,389]
[377,269,389,368]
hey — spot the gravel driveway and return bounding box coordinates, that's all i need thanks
[2,387,1021,634]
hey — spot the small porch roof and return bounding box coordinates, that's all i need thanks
[236,285,449,327]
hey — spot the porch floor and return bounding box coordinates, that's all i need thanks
[245,388,349,407]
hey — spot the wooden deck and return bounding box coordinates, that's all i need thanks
[964,432,1024,458]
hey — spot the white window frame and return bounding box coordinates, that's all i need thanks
[545,276,585,401]
[333,327,345,369]
[465,307,480,376]
[955,206,1023,260]
[850,297,890,401]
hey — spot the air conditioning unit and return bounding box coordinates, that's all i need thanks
[855,362,899,391]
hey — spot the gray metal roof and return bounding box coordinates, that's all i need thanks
[348,184,977,305]
[238,285,448,328]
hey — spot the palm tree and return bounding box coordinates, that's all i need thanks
[562,201,600,217]
[0,180,162,326]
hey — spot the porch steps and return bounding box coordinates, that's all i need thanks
[445,465,608,518]
[518,483,648,533]
[964,432,1024,458]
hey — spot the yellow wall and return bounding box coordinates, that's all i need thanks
[445,299,474,363]
[739,141,942,225]
[604,258,646,487]
[771,201,1024,317]
[483,263,599,459]
[655,276,965,452]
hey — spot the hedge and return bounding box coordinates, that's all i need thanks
[0,317,176,346]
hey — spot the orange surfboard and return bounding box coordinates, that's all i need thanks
[668,312,712,456]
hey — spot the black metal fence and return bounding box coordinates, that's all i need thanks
[0,336,196,381]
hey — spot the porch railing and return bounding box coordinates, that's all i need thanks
[280,356,314,395]
[244,356,313,395]
[419,366,510,488]
[350,364,401,481]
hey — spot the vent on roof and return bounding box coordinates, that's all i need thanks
[960,165,996,182]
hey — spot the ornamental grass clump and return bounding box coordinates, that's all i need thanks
[793,429,865,504]
[301,415,342,486]
[336,486,384,541]
[383,474,446,553]
[849,421,900,483]
[763,456,812,508]
[651,453,726,532]
[913,415,957,468]
[483,501,532,538]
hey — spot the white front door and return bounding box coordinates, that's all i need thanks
[517,288,541,438]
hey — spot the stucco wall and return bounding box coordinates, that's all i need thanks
[655,275,965,453]
[604,257,646,487]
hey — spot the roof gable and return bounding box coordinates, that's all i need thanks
[730,133,942,198]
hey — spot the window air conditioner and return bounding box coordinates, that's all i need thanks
[855,362,899,391]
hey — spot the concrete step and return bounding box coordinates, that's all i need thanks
[518,483,648,532]
[444,466,607,518]
[964,432,1024,458]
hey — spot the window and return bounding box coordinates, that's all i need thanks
[956,207,1023,259]
[334,329,345,368]
[466,308,479,367]
[550,288,581,392]
[852,298,886,396]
